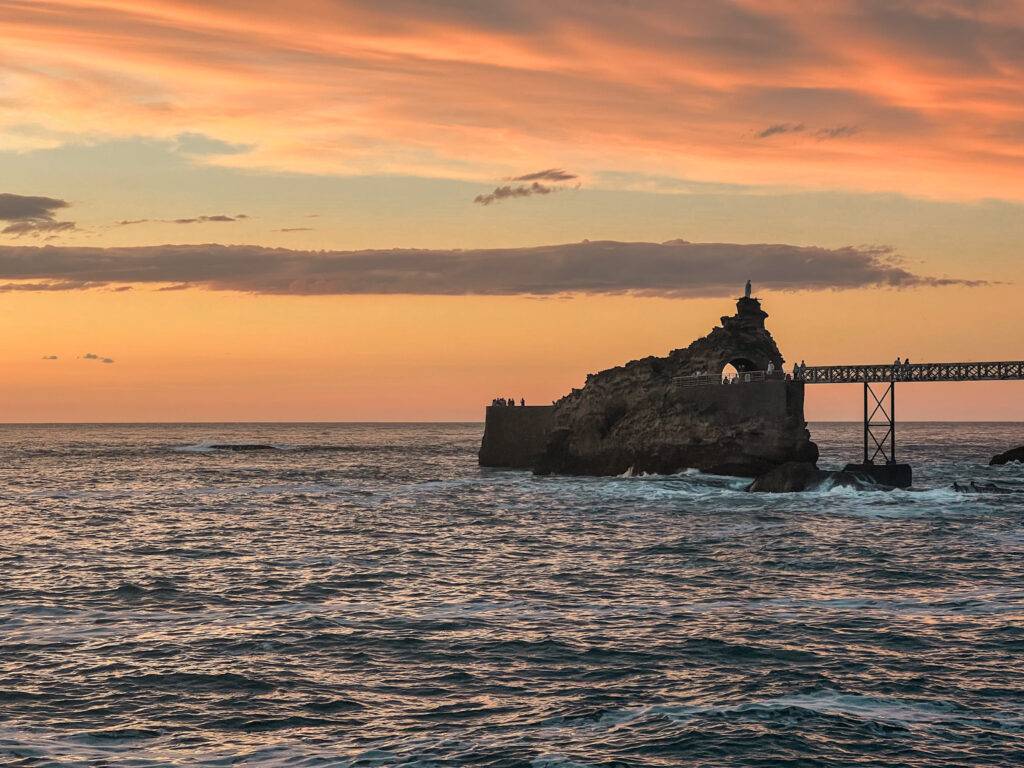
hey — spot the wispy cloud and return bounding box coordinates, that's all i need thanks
[473,182,558,206]
[0,240,982,298]
[81,352,115,363]
[41,354,58,360]
[756,123,805,139]
[509,169,578,182]
[172,214,248,224]
[0,280,102,292]
[115,214,249,227]
[816,125,859,140]
[275,227,314,233]
[0,193,76,238]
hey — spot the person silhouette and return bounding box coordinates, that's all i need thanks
[744,279,752,298]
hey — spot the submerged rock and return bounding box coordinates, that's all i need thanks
[531,296,817,477]
[990,446,1024,465]
[747,461,890,493]
[952,481,1017,494]
[746,461,824,492]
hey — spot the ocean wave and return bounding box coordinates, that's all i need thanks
[569,690,1021,731]
[174,441,287,453]
[4,422,1024,767]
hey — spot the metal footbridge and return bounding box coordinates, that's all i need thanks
[798,361,1024,386]
[797,361,1024,479]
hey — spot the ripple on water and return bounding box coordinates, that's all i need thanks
[0,422,1023,766]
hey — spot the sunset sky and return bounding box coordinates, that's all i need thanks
[1,0,1023,421]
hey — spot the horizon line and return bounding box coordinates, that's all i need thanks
[0,420,1023,426]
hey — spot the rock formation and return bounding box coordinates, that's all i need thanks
[530,297,818,477]
[990,446,1024,465]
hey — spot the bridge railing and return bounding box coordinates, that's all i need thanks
[797,361,1024,384]
[673,360,1024,388]
[675,371,789,388]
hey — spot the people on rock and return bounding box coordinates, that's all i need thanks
[744,279,752,298]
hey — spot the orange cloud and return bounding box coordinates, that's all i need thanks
[1,1,1023,198]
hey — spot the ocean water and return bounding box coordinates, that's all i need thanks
[1,422,1023,767]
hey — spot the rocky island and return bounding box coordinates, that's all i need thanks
[480,295,819,480]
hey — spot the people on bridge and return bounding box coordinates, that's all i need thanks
[766,361,775,376]
[894,356,901,367]
[520,397,525,406]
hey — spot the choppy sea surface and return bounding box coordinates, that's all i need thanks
[2,422,1024,767]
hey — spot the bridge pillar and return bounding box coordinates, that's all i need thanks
[846,380,912,487]
[863,381,895,464]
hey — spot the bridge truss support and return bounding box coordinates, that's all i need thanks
[864,381,895,464]
[845,380,912,487]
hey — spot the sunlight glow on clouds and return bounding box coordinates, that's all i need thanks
[1,1,1023,198]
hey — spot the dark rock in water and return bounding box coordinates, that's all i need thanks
[747,461,892,493]
[952,480,1016,494]
[532,296,817,477]
[990,446,1024,465]
[747,461,825,492]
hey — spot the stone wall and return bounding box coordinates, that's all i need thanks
[478,405,555,468]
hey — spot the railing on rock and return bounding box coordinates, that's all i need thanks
[674,370,789,388]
